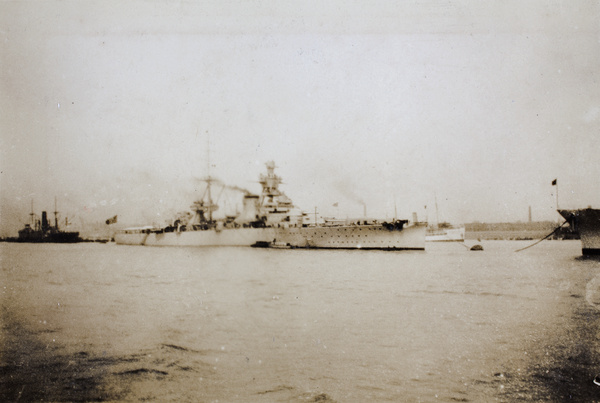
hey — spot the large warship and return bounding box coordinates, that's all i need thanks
[114,161,425,250]
[17,200,81,243]
[558,208,600,255]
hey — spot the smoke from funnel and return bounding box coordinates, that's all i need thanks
[192,176,253,196]
[225,185,253,195]
[333,179,367,216]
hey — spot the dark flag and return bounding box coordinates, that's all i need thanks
[105,215,118,225]
[551,179,557,186]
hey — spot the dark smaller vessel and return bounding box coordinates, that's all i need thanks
[17,199,81,243]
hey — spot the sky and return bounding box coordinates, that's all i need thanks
[1,0,599,237]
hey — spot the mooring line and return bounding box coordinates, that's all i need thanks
[514,220,569,252]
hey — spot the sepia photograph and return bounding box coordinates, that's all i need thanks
[1,1,600,401]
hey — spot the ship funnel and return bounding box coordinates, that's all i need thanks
[412,212,418,223]
[363,204,367,218]
[42,211,49,232]
[235,194,260,224]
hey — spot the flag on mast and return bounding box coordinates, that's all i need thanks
[551,179,559,211]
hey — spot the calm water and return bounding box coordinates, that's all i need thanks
[2,240,600,402]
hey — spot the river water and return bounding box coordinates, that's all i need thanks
[2,240,600,402]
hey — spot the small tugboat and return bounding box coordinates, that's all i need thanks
[17,199,81,243]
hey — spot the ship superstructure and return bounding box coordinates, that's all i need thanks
[257,161,297,226]
[115,161,299,246]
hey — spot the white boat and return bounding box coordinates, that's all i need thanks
[425,195,464,242]
[558,208,600,255]
[426,225,465,242]
[115,161,425,250]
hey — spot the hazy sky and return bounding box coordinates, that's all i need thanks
[1,1,599,236]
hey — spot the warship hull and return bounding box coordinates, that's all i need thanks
[271,223,426,250]
[559,208,600,255]
[115,227,277,246]
[115,224,426,250]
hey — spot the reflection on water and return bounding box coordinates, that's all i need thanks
[2,240,600,402]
